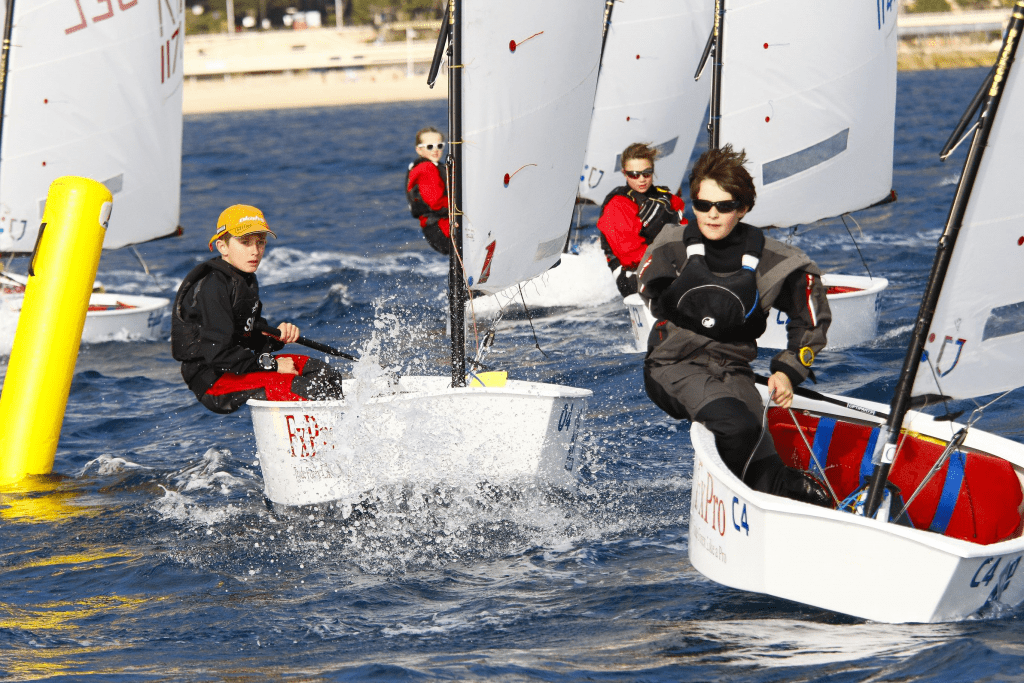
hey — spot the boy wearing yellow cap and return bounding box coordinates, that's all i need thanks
[171,205,345,414]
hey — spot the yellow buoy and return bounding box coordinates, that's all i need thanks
[0,177,111,486]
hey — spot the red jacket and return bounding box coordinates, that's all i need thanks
[597,187,686,270]
[406,159,450,237]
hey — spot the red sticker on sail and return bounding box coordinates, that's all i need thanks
[477,240,497,285]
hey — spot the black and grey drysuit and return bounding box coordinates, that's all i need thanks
[637,221,831,498]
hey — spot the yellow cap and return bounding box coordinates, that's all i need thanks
[209,204,277,250]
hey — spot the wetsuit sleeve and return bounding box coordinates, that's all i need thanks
[409,163,447,211]
[670,194,686,220]
[195,275,261,375]
[768,269,832,386]
[636,230,687,318]
[597,195,647,270]
[256,317,287,353]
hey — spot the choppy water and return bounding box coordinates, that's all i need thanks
[4,67,1024,682]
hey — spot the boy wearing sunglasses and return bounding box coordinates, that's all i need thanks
[597,142,687,297]
[636,145,832,507]
[406,126,451,255]
[172,205,346,414]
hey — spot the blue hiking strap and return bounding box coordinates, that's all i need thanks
[930,451,966,534]
[809,417,836,481]
[859,428,881,485]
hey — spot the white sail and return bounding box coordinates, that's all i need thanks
[913,56,1024,401]
[461,1,604,295]
[578,0,714,206]
[719,0,898,228]
[0,0,184,252]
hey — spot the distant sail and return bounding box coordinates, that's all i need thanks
[913,49,1024,401]
[578,0,714,205]
[0,0,184,252]
[718,0,898,228]
[461,1,604,295]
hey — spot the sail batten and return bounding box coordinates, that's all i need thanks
[717,0,898,228]
[0,0,183,252]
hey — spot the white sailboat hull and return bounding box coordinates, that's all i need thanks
[689,389,1024,623]
[250,376,591,507]
[469,241,620,317]
[0,292,168,354]
[624,274,887,353]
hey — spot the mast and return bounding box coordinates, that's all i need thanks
[0,0,16,211]
[447,0,467,388]
[863,2,1024,517]
[707,0,723,150]
[599,0,615,64]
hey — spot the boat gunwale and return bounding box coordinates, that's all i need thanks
[248,375,593,410]
[691,388,1024,559]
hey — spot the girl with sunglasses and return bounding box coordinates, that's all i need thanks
[636,145,833,507]
[596,142,687,297]
[406,126,451,255]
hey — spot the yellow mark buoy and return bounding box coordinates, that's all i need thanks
[0,177,111,486]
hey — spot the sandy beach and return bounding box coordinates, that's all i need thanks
[181,25,997,116]
[183,67,446,115]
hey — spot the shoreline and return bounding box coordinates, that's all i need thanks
[182,52,996,116]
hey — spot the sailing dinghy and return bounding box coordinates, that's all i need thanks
[626,0,895,353]
[0,0,183,352]
[689,6,1024,623]
[249,0,600,508]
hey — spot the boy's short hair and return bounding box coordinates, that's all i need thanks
[688,144,756,211]
[415,126,445,145]
[209,204,277,251]
[621,142,658,169]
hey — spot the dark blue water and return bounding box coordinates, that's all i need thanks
[4,67,1024,682]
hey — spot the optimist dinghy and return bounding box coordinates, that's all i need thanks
[0,0,183,350]
[688,6,1024,623]
[250,0,602,508]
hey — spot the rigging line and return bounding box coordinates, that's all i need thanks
[785,407,841,506]
[964,386,1018,430]
[444,159,481,353]
[839,214,873,279]
[740,390,774,483]
[517,284,549,359]
[924,353,965,425]
[941,121,980,162]
[892,428,968,526]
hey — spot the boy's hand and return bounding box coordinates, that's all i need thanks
[276,357,298,375]
[767,371,794,409]
[275,322,299,344]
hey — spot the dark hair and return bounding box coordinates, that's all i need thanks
[415,126,445,145]
[621,142,658,169]
[688,144,756,211]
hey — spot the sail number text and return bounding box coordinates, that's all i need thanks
[65,0,138,35]
[971,555,1021,592]
[693,459,751,539]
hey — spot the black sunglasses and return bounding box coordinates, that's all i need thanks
[623,169,654,179]
[417,143,445,151]
[692,198,744,213]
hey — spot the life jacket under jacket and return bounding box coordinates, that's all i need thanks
[406,158,448,224]
[600,185,680,244]
[171,258,262,363]
[667,223,768,343]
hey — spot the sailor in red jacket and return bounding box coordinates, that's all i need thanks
[597,142,686,296]
[406,126,451,255]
